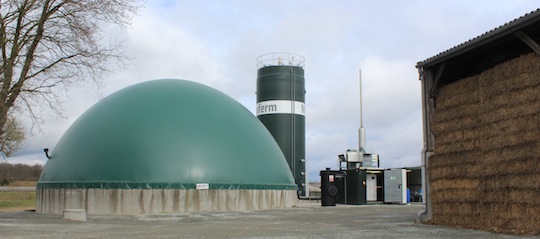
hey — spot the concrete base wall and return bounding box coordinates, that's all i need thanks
[36,188,298,215]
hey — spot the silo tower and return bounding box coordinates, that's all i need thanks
[256,53,307,196]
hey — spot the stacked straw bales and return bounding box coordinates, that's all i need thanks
[430,53,540,234]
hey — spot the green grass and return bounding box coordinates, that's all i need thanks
[0,191,36,210]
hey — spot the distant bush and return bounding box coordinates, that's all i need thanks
[1,178,10,186]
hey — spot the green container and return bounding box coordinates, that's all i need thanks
[256,65,306,196]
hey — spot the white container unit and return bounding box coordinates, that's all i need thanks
[384,169,407,204]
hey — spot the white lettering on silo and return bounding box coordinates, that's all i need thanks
[256,100,305,116]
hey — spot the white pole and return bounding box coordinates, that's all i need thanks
[358,69,366,151]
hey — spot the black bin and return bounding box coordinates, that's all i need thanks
[320,168,340,206]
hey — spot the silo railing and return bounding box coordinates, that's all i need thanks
[257,53,305,69]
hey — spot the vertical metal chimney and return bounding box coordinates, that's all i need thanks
[358,69,366,153]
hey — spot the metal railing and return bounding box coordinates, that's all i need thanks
[257,53,305,69]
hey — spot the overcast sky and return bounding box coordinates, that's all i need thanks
[7,1,539,181]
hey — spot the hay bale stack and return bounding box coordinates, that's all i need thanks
[430,53,540,234]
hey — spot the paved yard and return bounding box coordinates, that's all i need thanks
[0,202,537,239]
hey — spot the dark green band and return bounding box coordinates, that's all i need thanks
[37,181,298,190]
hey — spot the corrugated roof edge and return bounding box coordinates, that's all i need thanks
[416,8,540,68]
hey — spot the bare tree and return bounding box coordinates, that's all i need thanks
[0,162,42,184]
[0,0,141,156]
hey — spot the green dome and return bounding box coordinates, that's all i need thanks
[38,79,296,190]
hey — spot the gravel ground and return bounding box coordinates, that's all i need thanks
[0,202,538,239]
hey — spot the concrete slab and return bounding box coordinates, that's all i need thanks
[62,209,86,222]
[0,202,538,239]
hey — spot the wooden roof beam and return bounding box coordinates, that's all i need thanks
[516,31,540,55]
[429,61,446,97]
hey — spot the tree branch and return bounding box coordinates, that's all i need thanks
[0,0,142,156]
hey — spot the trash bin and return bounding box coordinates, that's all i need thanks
[320,168,338,206]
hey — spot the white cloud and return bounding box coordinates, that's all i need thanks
[6,152,46,166]
[110,12,228,91]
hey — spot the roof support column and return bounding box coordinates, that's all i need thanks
[416,67,434,222]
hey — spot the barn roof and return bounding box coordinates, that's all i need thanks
[417,9,540,88]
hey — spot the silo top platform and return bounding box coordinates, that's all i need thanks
[257,53,304,69]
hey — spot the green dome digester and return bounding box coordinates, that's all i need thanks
[38,79,296,190]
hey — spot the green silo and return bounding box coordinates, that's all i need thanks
[256,53,307,196]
